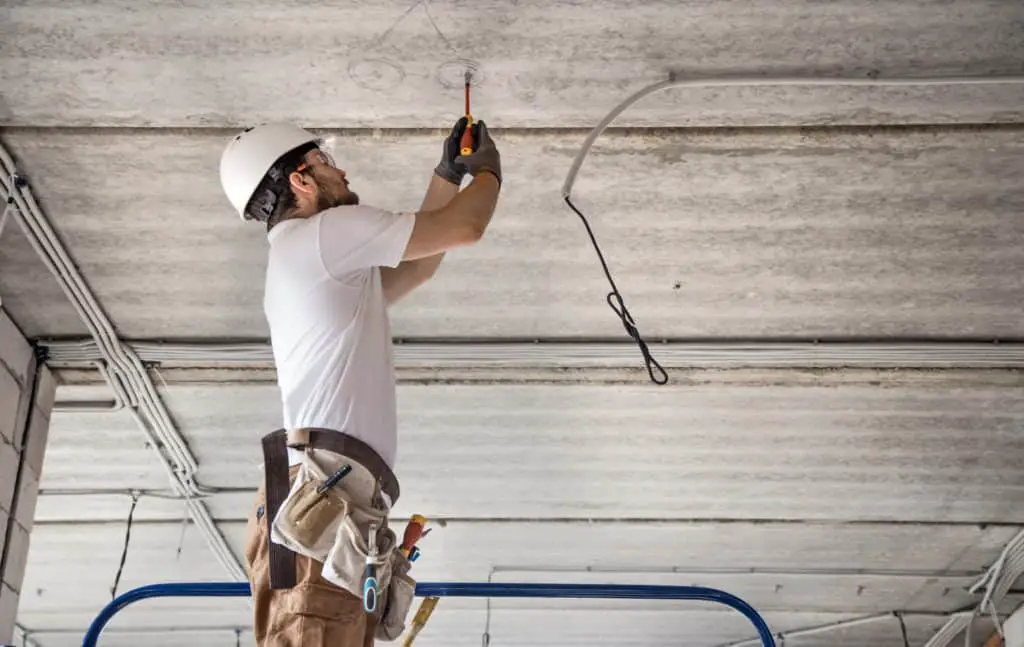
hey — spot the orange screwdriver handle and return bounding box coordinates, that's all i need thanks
[401,514,427,556]
[459,120,474,157]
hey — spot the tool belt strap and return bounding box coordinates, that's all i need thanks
[261,427,400,590]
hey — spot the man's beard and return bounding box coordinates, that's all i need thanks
[316,178,359,211]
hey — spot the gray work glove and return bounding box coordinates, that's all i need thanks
[455,120,502,187]
[434,117,470,185]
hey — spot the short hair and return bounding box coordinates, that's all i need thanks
[244,141,320,225]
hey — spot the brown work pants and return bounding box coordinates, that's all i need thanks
[244,467,380,647]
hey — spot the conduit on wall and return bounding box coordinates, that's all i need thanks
[0,145,244,581]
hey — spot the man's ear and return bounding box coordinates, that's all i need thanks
[289,170,316,198]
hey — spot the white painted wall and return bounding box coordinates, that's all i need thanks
[0,308,54,643]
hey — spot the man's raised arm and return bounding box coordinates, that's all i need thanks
[382,121,502,304]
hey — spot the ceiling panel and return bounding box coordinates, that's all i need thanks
[40,408,170,491]
[38,380,1024,522]
[139,383,1024,522]
[3,128,1022,340]
[2,0,1022,128]
[16,521,250,631]
[32,492,252,524]
[0,223,86,339]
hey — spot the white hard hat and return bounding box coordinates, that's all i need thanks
[219,123,319,220]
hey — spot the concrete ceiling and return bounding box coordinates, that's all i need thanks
[2,1,1023,646]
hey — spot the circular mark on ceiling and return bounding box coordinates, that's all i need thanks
[348,58,406,91]
[436,59,483,90]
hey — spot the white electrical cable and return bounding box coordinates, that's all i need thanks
[927,532,1024,647]
[561,72,1024,199]
[923,613,975,647]
[0,183,14,309]
[971,530,1024,614]
[0,189,11,240]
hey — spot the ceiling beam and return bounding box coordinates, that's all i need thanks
[42,339,1024,369]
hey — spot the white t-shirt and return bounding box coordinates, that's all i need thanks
[263,205,416,470]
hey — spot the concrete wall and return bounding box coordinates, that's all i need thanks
[0,308,54,643]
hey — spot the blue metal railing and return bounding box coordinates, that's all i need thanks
[83,581,776,646]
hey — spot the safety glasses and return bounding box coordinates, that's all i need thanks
[295,148,336,174]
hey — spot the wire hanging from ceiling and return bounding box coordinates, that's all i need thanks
[561,71,1024,386]
[109,492,139,599]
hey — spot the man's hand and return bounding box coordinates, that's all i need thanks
[434,117,470,186]
[455,121,502,187]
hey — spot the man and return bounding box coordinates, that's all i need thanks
[218,118,502,646]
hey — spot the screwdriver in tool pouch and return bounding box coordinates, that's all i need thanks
[460,70,474,156]
[363,523,380,614]
[316,464,352,494]
[400,514,427,558]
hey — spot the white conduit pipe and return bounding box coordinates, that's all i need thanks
[562,73,1024,199]
[0,174,188,494]
[0,151,200,485]
[0,147,243,579]
[0,179,242,578]
[0,172,195,488]
[921,531,1024,647]
[970,530,1024,622]
[10,181,188,471]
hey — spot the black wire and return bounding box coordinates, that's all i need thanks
[896,612,910,647]
[564,195,668,385]
[110,492,139,599]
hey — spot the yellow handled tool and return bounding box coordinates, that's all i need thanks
[401,596,440,647]
[460,70,474,156]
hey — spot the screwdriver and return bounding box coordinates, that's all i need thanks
[400,514,427,558]
[460,70,474,157]
[362,523,380,614]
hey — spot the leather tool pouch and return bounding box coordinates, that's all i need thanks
[376,551,417,641]
[271,453,349,561]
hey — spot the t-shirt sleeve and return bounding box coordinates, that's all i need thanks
[317,205,416,277]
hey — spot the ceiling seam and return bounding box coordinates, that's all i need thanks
[40,339,1024,369]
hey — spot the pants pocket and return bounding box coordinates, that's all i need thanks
[270,583,367,647]
[244,493,267,574]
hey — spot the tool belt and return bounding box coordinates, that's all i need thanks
[261,428,415,639]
